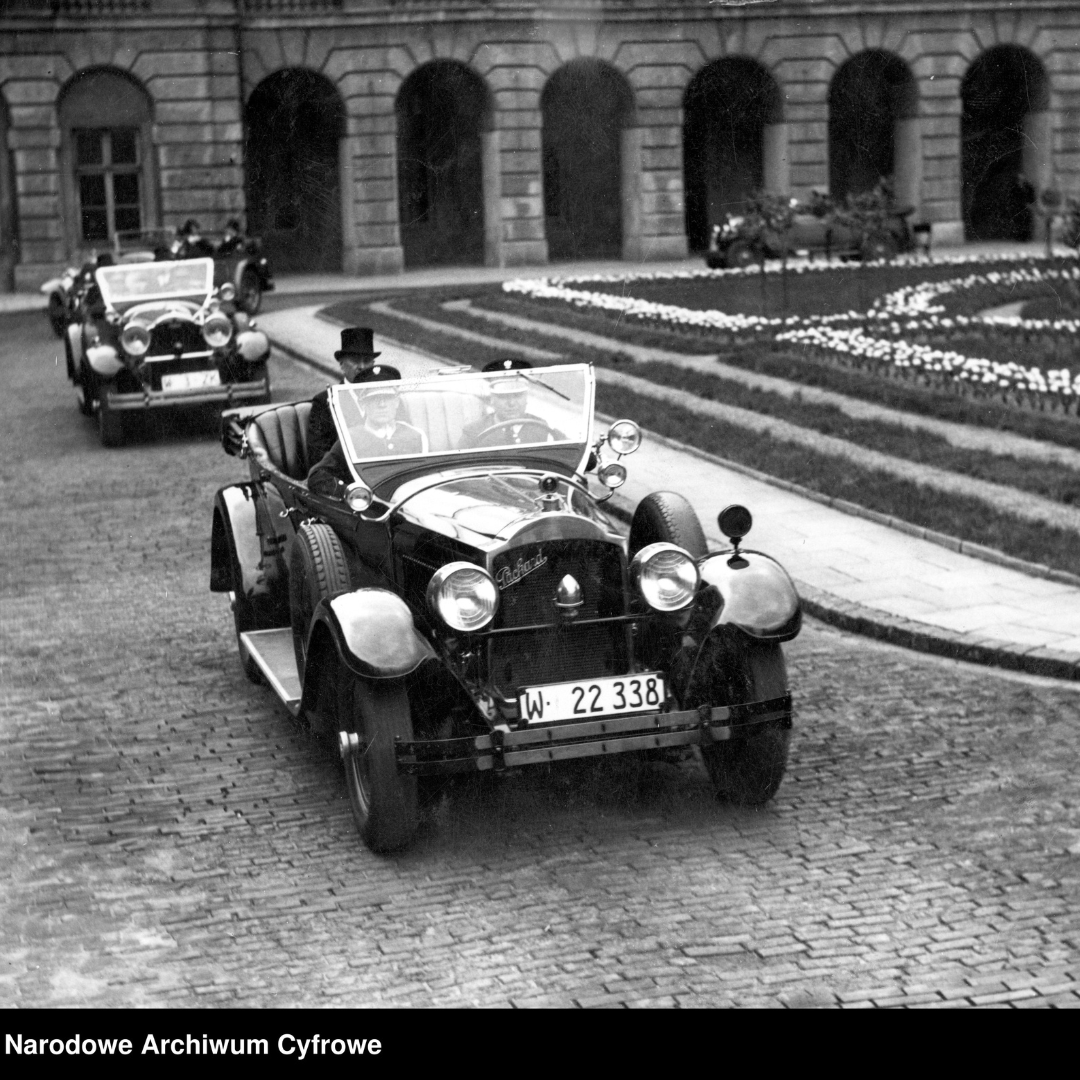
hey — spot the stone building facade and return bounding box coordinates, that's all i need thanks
[1,1,1078,290]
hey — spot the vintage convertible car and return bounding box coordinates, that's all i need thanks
[705,202,921,268]
[64,257,271,446]
[210,363,802,852]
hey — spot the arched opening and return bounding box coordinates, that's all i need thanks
[245,69,345,274]
[0,97,17,291]
[542,60,633,261]
[396,61,489,268]
[58,67,155,257]
[828,51,917,203]
[961,45,1050,241]
[683,58,782,252]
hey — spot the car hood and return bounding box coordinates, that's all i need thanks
[392,471,624,550]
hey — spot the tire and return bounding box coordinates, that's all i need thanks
[239,268,262,315]
[97,392,124,447]
[48,294,67,338]
[75,359,96,417]
[861,234,897,262]
[288,521,352,683]
[336,668,419,853]
[688,629,791,806]
[727,242,755,268]
[629,491,708,560]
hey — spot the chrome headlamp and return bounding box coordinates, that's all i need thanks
[120,322,150,357]
[344,482,373,512]
[426,562,499,632]
[597,462,627,489]
[218,282,237,303]
[202,313,233,349]
[606,419,641,456]
[630,542,700,612]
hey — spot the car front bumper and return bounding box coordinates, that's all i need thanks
[102,378,270,411]
[347,694,792,775]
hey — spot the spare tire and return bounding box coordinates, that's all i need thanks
[629,491,708,559]
[289,522,352,682]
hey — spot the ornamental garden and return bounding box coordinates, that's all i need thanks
[329,252,1080,579]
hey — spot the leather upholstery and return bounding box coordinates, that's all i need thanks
[400,391,485,453]
[247,401,313,481]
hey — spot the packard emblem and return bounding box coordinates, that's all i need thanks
[496,550,547,590]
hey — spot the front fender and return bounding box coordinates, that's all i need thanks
[698,550,801,641]
[313,589,436,679]
[210,482,271,599]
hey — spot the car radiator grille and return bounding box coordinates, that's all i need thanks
[148,319,205,359]
[488,539,629,694]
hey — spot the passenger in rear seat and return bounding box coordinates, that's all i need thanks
[306,327,382,463]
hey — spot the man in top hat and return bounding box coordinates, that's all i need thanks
[460,360,563,448]
[306,365,427,497]
[306,327,382,465]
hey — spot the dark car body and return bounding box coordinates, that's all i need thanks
[706,203,919,268]
[64,257,271,446]
[210,364,802,852]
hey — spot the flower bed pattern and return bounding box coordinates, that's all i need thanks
[503,256,1080,414]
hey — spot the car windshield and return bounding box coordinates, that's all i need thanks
[330,364,593,463]
[96,258,214,308]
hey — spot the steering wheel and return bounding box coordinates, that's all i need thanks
[473,419,556,447]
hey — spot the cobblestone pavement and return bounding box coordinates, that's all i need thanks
[3,310,1080,1008]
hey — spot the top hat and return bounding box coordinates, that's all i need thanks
[482,358,532,373]
[335,327,381,363]
[355,363,401,398]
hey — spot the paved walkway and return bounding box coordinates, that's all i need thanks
[258,301,1080,680]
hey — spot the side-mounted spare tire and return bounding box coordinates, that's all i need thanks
[289,521,352,683]
[629,491,708,559]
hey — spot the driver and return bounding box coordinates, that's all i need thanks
[306,367,427,497]
[460,370,563,447]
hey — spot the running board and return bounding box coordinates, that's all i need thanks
[241,629,302,716]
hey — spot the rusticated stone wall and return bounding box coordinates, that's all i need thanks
[2,2,1079,285]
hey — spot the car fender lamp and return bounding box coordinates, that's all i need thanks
[597,462,626,489]
[717,504,753,568]
[344,482,373,512]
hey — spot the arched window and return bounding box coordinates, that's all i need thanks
[58,69,155,250]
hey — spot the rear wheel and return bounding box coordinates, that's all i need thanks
[336,669,419,853]
[629,491,708,559]
[239,268,262,315]
[288,522,351,683]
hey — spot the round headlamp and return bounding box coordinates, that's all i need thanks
[120,322,150,357]
[426,562,499,632]
[630,542,700,612]
[202,313,233,349]
[597,462,627,489]
[344,482,373,512]
[218,282,237,302]
[606,419,642,456]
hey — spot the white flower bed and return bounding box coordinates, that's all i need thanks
[503,254,1080,407]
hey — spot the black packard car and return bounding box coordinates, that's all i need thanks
[210,364,802,852]
[64,257,271,446]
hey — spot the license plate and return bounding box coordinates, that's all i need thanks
[519,673,665,725]
[161,369,221,392]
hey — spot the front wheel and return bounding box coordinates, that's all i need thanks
[97,392,124,447]
[336,669,419,853]
[75,359,96,417]
[703,722,790,806]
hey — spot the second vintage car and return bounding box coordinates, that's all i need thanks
[210,363,802,853]
[64,256,272,446]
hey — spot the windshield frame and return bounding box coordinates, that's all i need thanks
[327,363,596,492]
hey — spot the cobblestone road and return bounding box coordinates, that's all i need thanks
[2,310,1080,1008]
